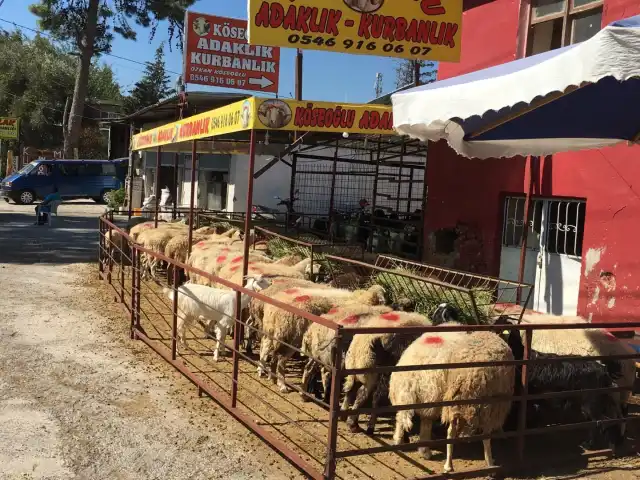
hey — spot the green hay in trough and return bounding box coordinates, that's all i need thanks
[375,268,494,324]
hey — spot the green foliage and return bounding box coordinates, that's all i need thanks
[395,60,438,89]
[29,0,194,54]
[78,126,108,159]
[124,43,173,114]
[29,0,196,155]
[0,30,121,149]
[107,186,126,209]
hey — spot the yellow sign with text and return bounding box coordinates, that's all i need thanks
[247,0,462,62]
[131,97,396,150]
[0,118,19,140]
[253,98,394,135]
[132,98,255,151]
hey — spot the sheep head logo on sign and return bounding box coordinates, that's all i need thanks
[343,0,384,13]
[192,17,210,37]
[257,100,292,129]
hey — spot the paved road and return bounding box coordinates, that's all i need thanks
[0,200,299,480]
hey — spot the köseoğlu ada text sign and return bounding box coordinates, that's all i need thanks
[247,0,462,62]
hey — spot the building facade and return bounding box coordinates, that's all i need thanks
[426,0,640,323]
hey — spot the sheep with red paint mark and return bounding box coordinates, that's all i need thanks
[246,278,331,356]
[341,310,434,433]
[389,323,515,474]
[260,290,334,392]
[300,303,392,402]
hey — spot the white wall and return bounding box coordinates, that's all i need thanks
[226,154,292,212]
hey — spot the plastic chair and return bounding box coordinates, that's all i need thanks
[47,200,61,226]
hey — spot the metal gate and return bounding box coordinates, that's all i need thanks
[499,196,586,315]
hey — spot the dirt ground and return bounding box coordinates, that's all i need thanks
[0,201,300,480]
[1,200,639,480]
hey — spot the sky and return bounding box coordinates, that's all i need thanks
[0,0,407,103]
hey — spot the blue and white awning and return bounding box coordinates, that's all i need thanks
[392,16,640,159]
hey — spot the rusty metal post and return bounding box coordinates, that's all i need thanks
[395,141,405,213]
[370,137,382,253]
[119,244,125,303]
[413,60,421,87]
[232,129,257,408]
[517,328,533,461]
[98,218,104,278]
[130,247,137,339]
[127,123,135,220]
[324,327,344,480]
[154,146,162,228]
[295,49,303,101]
[407,166,414,214]
[517,156,535,304]
[173,151,179,220]
[187,141,198,258]
[327,140,339,241]
[420,143,430,262]
[134,248,142,333]
[171,261,179,360]
[107,223,113,284]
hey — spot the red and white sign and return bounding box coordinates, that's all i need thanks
[183,12,280,94]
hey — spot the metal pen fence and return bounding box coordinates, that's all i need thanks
[97,214,640,480]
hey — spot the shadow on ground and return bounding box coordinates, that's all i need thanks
[0,211,101,264]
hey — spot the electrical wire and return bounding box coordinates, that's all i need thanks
[0,17,182,75]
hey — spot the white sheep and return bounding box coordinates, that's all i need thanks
[300,303,392,402]
[260,285,386,392]
[163,275,271,361]
[341,311,432,433]
[389,324,515,473]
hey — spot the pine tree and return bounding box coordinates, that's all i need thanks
[29,0,195,158]
[124,44,172,114]
[395,60,438,89]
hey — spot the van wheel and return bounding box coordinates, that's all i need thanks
[97,189,113,204]
[17,190,35,205]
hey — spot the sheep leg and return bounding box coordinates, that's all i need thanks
[483,438,495,468]
[346,381,374,433]
[177,314,189,349]
[366,378,388,435]
[258,337,272,378]
[300,359,319,402]
[393,409,413,446]
[321,368,332,403]
[276,351,293,393]
[213,324,228,362]
[418,418,433,460]
[443,418,459,473]
[340,376,359,421]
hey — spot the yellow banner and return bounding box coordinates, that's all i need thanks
[0,118,19,140]
[132,98,255,151]
[132,97,395,150]
[247,0,462,62]
[253,98,394,135]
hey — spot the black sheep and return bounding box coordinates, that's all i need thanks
[496,317,625,452]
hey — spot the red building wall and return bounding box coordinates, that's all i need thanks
[427,0,640,323]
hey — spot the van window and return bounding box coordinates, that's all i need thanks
[80,163,103,176]
[34,164,53,176]
[102,163,117,176]
[58,164,80,176]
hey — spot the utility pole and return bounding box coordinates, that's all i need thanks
[374,73,383,98]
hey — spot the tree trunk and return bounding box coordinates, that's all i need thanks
[63,0,99,159]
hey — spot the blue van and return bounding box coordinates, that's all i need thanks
[0,158,128,205]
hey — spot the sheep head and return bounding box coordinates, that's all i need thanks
[431,303,459,326]
[244,274,271,292]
